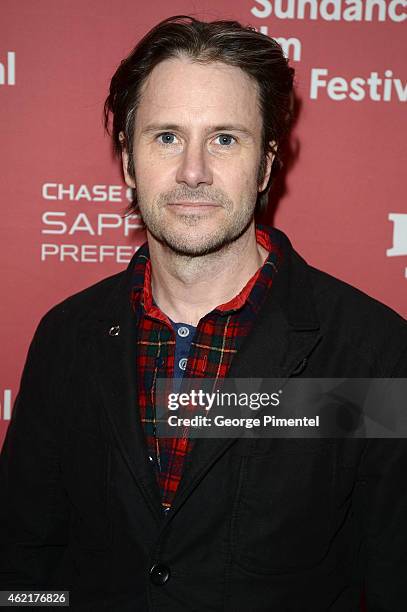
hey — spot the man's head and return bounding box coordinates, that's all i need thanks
[104,15,294,256]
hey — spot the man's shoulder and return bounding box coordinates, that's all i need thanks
[38,270,126,331]
[304,261,407,374]
[307,262,405,327]
[271,226,405,333]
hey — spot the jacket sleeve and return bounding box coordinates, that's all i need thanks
[0,311,70,588]
[360,345,407,611]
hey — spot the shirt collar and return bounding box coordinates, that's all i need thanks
[131,224,283,320]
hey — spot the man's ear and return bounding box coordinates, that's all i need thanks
[119,131,136,189]
[258,142,277,192]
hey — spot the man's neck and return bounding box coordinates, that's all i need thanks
[147,222,269,326]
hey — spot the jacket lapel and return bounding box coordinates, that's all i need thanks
[167,241,323,518]
[89,268,163,523]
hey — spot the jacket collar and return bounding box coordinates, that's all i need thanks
[92,225,319,328]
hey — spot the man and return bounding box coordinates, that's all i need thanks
[1,15,406,612]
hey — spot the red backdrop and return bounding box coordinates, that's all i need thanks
[1,0,406,447]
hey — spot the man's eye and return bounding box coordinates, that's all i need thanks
[214,134,236,146]
[157,132,178,145]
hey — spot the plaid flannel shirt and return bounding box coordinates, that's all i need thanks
[130,224,283,510]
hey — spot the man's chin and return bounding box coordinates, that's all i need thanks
[160,235,231,257]
[145,214,255,257]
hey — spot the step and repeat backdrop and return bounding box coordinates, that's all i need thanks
[1,0,406,443]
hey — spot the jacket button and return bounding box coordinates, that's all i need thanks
[149,563,170,585]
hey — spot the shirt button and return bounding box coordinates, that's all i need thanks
[178,357,187,371]
[156,357,165,368]
[149,563,170,586]
[177,326,190,338]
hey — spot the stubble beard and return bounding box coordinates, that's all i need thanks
[135,185,259,258]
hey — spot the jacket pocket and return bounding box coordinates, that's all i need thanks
[232,441,335,573]
[63,427,113,551]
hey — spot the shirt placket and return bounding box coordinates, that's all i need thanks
[147,320,175,474]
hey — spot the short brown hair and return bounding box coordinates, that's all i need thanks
[104,15,294,213]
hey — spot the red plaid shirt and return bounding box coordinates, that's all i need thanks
[130,224,283,510]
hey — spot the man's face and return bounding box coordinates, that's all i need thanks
[122,56,273,256]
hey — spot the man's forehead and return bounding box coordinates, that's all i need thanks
[135,56,260,132]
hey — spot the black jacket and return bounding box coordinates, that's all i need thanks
[1,228,407,611]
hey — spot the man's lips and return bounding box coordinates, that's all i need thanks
[167,201,221,207]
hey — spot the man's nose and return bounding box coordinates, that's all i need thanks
[175,141,213,188]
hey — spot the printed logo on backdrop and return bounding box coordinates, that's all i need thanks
[250,1,407,282]
[41,183,144,264]
[0,51,15,85]
[1,390,12,421]
[250,1,407,102]
[251,1,406,24]
[387,214,407,279]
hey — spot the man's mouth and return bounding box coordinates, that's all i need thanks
[167,201,221,209]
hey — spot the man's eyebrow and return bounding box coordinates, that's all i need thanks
[140,123,254,136]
